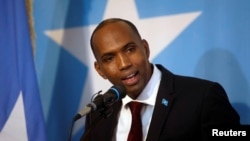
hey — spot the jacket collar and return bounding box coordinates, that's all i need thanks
[146,64,176,141]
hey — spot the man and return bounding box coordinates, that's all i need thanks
[81,18,240,141]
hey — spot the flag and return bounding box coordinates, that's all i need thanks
[0,0,48,140]
[33,0,250,141]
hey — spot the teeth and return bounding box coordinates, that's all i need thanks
[126,73,135,79]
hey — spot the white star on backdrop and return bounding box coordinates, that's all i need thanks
[45,0,201,133]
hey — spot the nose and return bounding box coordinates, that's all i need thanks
[117,53,132,70]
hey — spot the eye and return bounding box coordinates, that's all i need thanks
[126,46,136,53]
[102,55,114,63]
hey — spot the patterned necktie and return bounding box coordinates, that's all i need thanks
[127,102,143,141]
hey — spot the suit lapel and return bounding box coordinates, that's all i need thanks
[106,101,122,140]
[87,101,122,141]
[146,65,176,141]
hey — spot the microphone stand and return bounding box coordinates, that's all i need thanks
[80,106,113,141]
[67,99,113,141]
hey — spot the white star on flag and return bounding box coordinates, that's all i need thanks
[0,93,28,141]
[45,0,201,134]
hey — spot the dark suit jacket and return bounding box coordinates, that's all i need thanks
[81,64,240,141]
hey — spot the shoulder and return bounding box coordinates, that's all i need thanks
[155,64,225,93]
[156,64,219,84]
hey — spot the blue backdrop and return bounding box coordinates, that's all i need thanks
[33,0,250,141]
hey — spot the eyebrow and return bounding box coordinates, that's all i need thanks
[122,41,136,49]
[100,52,114,60]
[99,41,137,59]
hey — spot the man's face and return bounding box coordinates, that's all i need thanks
[92,22,152,99]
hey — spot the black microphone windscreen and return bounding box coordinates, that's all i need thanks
[110,84,126,100]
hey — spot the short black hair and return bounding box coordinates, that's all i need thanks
[90,18,142,56]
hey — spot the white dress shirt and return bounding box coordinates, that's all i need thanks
[114,65,162,141]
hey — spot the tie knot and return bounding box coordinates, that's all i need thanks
[128,102,143,116]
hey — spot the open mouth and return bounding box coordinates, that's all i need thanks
[122,71,139,86]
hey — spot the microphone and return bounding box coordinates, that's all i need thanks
[73,84,126,121]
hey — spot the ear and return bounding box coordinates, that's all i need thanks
[142,39,150,59]
[94,61,107,79]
